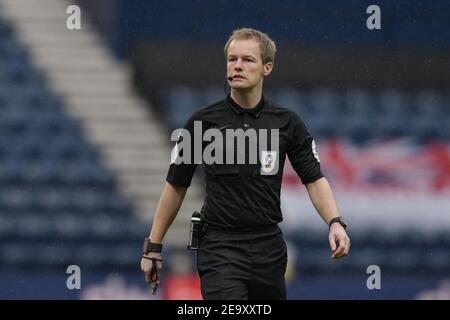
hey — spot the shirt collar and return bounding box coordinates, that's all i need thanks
[226,94,265,118]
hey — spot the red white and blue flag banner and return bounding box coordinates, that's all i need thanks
[281,139,450,232]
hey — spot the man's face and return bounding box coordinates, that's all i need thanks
[226,39,272,90]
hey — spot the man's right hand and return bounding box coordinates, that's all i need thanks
[141,252,163,285]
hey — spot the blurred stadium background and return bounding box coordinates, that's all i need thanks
[0,0,449,299]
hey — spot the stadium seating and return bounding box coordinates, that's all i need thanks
[0,16,146,271]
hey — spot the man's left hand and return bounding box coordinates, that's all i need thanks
[328,223,350,259]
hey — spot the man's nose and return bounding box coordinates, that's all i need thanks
[234,59,243,70]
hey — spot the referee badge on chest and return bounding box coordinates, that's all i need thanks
[260,151,278,175]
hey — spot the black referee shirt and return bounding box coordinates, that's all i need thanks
[166,94,323,230]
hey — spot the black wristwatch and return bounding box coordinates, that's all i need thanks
[329,217,347,229]
[142,238,163,254]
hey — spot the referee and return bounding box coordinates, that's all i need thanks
[141,28,350,300]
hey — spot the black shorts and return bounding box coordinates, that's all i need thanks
[197,224,287,300]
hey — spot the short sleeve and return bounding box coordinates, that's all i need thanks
[165,112,199,188]
[287,112,324,184]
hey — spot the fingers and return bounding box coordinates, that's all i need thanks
[150,261,160,283]
[141,258,163,284]
[154,260,162,284]
[331,235,350,259]
[331,240,345,259]
[144,269,152,283]
[142,259,152,283]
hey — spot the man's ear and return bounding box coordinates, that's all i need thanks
[263,62,273,77]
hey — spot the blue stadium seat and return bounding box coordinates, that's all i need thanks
[0,187,34,214]
[200,86,223,106]
[272,88,306,114]
[164,86,202,128]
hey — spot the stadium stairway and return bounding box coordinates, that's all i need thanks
[0,0,203,246]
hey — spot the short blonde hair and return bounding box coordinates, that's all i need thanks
[224,28,276,65]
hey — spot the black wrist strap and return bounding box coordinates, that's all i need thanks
[329,217,347,229]
[143,238,163,254]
